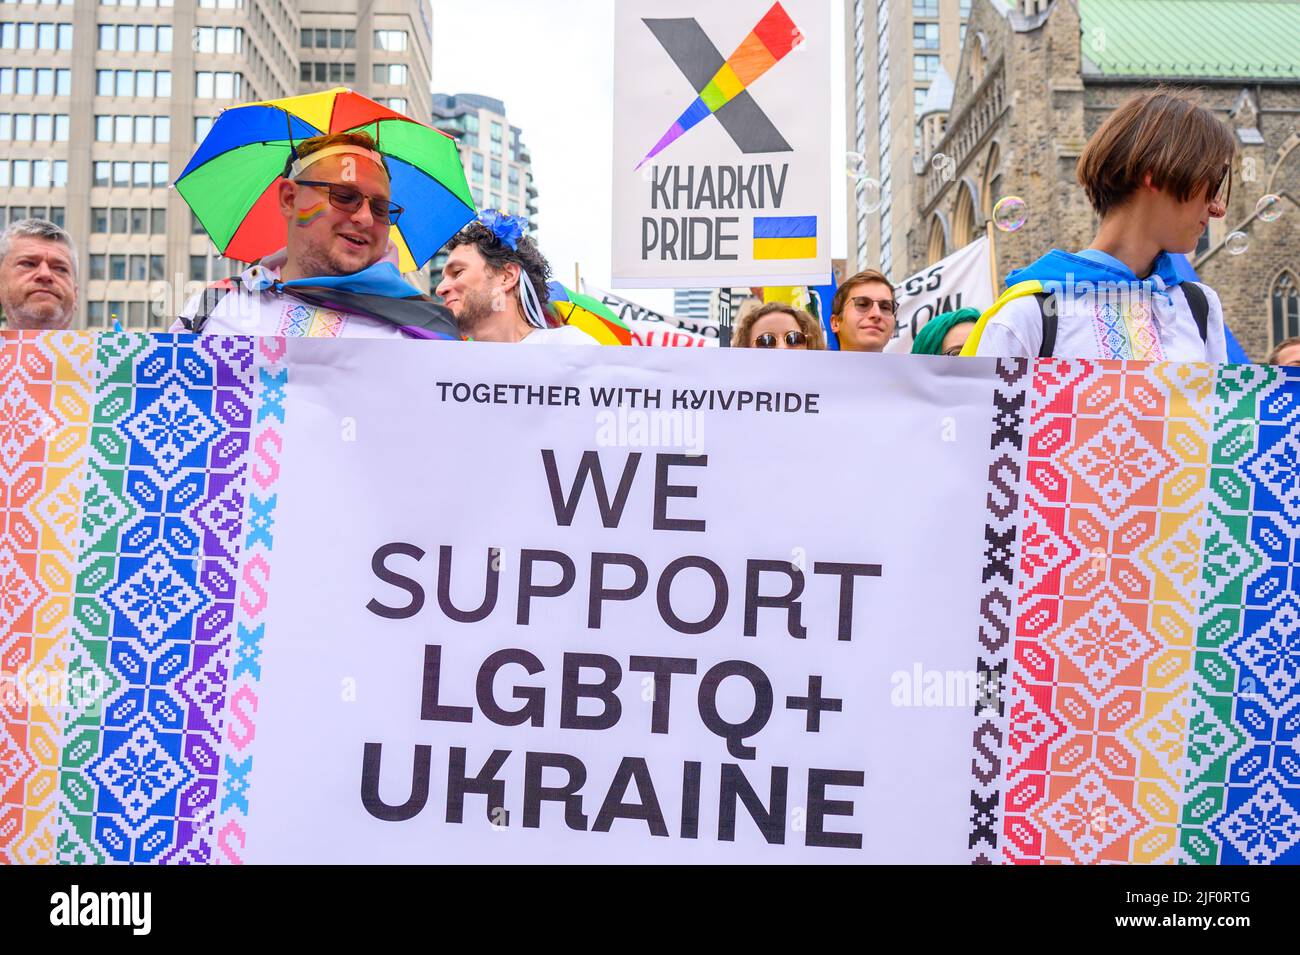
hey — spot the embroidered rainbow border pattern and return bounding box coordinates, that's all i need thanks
[0,331,282,864]
[2,334,1297,864]
[969,358,1300,865]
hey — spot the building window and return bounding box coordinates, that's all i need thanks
[301,27,353,49]
[1272,271,1300,345]
[914,87,928,114]
[961,0,972,17]
[0,112,69,143]
[913,55,940,81]
[490,158,501,181]
[93,114,169,144]
[373,63,407,86]
[913,23,939,50]
[913,0,939,15]
[0,21,73,50]
[0,158,65,187]
[380,98,407,113]
[196,72,243,99]
[195,27,244,54]
[374,30,407,51]
[195,116,214,141]
[97,24,172,52]
[109,254,126,281]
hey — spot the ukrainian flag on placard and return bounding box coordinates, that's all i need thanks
[753,215,817,260]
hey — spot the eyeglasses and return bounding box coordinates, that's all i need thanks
[754,330,808,348]
[1208,163,1232,209]
[294,180,404,224]
[847,295,898,316]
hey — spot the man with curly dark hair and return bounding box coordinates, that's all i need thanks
[437,211,595,345]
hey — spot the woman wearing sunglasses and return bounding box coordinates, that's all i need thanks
[733,302,826,350]
[963,88,1232,362]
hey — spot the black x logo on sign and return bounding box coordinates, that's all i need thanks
[643,18,793,155]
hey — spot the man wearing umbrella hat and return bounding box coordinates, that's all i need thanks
[175,131,458,339]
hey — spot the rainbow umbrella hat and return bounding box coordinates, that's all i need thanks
[546,283,633,346]
[175,87,475,273]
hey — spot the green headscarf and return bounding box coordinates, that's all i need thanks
[911,307,982,356]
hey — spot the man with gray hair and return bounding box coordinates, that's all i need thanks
[0,218,78,330]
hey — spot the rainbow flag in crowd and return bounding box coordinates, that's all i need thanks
[546,283,633,346]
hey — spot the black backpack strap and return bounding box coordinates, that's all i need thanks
[1034,292,1057,358]
[1180,281,1209,344]
[179,279,234,335]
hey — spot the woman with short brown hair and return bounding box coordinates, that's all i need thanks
[964,87,1232,362]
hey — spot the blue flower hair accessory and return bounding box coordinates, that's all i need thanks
[477,208,526,250]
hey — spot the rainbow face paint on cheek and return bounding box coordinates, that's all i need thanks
[295,199,329,228]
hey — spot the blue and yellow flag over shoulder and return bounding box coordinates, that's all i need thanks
[958,281,1044,356]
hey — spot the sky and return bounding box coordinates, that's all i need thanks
[430,0,847,313]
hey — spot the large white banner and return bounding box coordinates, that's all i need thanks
[246,343,994,862]
[611,0,832,288]
[885,237,994,353]
[8,332,1294,866]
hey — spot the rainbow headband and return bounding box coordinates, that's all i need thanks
[287,144,387,181]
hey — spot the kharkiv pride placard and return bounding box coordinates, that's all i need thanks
[611,0,832,288]
[1,330,1298,864]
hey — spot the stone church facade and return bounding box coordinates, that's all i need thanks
[909,0,1300,359]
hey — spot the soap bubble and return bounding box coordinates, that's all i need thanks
[1256,194,1284,222]
[846,151,869,180]
[856,177,882,214]
[931,152,948,170]
[1225,231,1250,255]
[992,195,1028,233]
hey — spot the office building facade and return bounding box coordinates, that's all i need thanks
[844,0,970,278]
[0,0,432,329]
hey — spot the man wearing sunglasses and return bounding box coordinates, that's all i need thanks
[830,269,898,352]
[963,89,1230,361]
[175,131,455,339]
